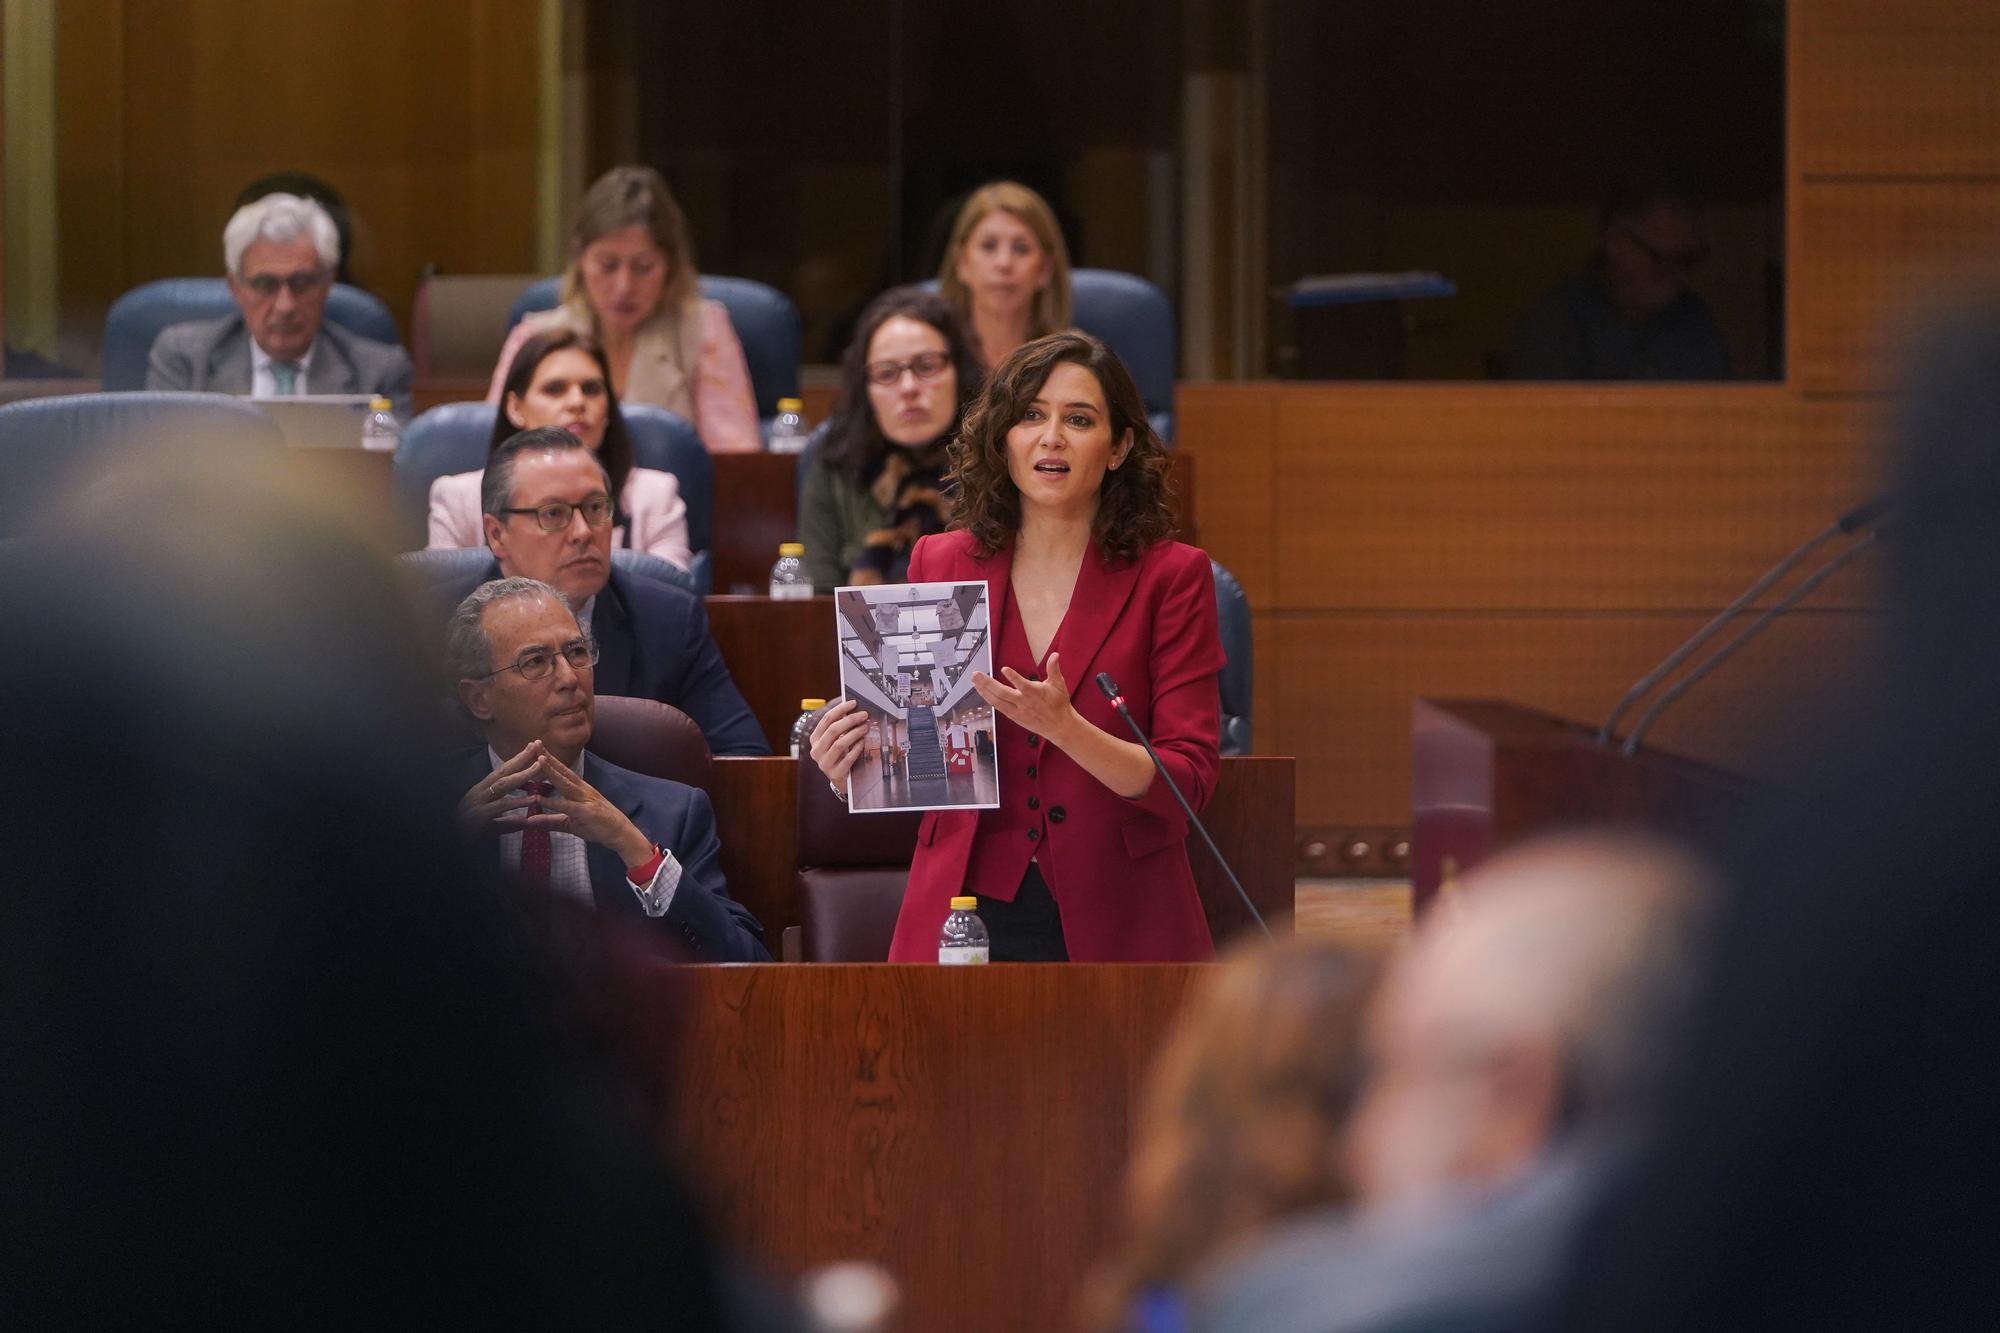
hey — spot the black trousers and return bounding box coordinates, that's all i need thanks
[980,863,1069,962]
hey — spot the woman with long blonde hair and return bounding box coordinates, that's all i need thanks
[937,181,1074,370]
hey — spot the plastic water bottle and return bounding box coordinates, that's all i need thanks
[360,396,399,452]
[938,896,990,965]
[769,542,811,599]
[769,397,809,454]
[791,698,828,759]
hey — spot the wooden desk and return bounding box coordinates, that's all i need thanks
[707,755,1295,946]
[706,595,836,753]
[712,453,802,593]
[663,963,1204,1333]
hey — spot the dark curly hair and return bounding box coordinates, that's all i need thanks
[489,327,633,499]
[949,331,1175,563]
[823,286,983,478]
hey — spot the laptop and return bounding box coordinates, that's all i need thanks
[250,394,378,449]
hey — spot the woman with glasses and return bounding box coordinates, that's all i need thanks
[797,286,983,592]
[431,327,692,569]
[486,165,760,453]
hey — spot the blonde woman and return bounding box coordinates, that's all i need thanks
[937,181,1074,370]
[489,165,760,454]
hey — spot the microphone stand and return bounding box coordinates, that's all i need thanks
[1621,529,1883,757]
[1096,672,1272,940]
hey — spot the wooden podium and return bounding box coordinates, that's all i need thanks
[662,963,1204,1332]
[1410,699,1758,914]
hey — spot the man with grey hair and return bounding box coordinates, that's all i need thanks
[450,574,767,961]
[145,192,411,417]
[1188,829,1712,1333]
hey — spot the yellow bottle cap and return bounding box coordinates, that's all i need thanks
[949,896,978,911]
[778,397,805,412]
[370,397,392,410]
[801,698,827,710]
[779,542,805,557]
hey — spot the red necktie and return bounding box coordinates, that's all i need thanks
[518,780,554,892]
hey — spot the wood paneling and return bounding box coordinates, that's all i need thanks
[667,964,1203,1333]
[55,1,540,345]
[1177,384,1277,604]
[1792,182,2000,394]
[1265,386,1877,610]
[1795,0,2000,178]
[1269,610,1880,828]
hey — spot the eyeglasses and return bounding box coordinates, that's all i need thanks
[498,495,616,531]
[241,270,330,299]
[479,637,600,681]
[1612,222,1708,272]
[865,351,953,386]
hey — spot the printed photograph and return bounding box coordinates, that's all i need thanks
[834,580,999,813]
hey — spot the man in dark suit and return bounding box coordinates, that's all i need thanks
[449,574,768,962]
[145,192,412,418]
[441,427,768,756]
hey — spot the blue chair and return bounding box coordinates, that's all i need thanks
[391,401,713,592]
[1071,269,1176,443]
[396,544,699,599]
[1211,559,1253,755]
[506,275,802,430]
[0,391,284,537]
[102,279,402,392]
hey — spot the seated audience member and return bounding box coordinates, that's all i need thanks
[432,328,691,569]
[0,442,748,1327]
[1505,171,1731,381]
[490,165,759,453]
[1188,831,1712,1333]
[448,577,768,962]
[938,181,1074,370]
[434,426,766,756]
[1084,939,1376,1333]
[145,192,413,417]
[799,286,980,592]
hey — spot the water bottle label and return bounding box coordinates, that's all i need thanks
[768,583,812,600]
[938,945,990,965]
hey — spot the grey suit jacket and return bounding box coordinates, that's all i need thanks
[145,314,413,419]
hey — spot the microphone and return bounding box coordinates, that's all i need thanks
[1597,494,1892,746]
[1620,525,1886,756]
[1096,671,1272,940]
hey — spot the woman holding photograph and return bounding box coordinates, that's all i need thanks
[808,332,1222,962]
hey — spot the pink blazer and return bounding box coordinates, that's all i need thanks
[426,466,693,571]
[886,529,1225,962]
[487,301,762,455]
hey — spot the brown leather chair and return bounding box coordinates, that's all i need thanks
[588,695,713,790]
[794,758,922,961]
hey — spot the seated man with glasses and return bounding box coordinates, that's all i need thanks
[1504,169,1732,382]
[436,427,767,756]
[450,575,768,960]
[145,192,413,417]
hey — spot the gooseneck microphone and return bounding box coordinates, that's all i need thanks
[1598,493,1893,748]
[1096,671,1272,940]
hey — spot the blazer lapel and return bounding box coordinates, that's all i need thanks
[313,326,364,395]
[208,321,255,395]
[1056,546,1142,698]
[974,542,1015,660]
[592,574,637,695]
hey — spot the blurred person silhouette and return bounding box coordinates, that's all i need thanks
[1083,938,1376,1333]
[937,182,1075,371]
[1547,308,2000,1330]
[1505,168,1731,381]
[0,442,751,1327]
[1188,831,1712,1333]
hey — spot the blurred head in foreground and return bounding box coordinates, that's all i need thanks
[1345,830,1712,1214]
[0,441,721,1326]
[1086,938,1377,1329]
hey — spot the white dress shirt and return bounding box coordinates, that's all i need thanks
[488,747,680,916]
[250,338,319,396]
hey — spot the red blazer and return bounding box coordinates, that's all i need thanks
[887,529,1225,962]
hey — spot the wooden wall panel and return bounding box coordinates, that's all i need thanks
[1265,386,1878,611]
[1272,611,1881,829]
[1177,383,1277,605]
[1792,182,2000,394]
[55,0,540,348]
[1795,0,2000,178]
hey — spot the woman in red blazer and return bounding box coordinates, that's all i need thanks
[809,332,1224,961]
